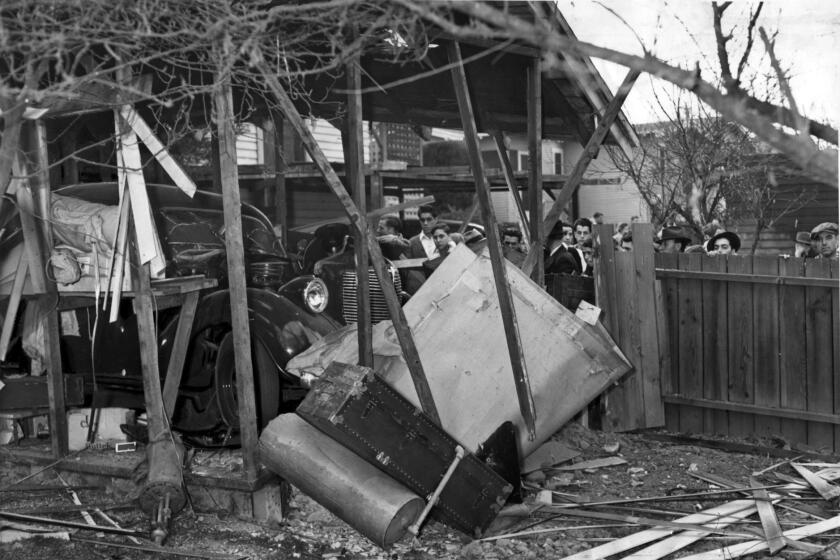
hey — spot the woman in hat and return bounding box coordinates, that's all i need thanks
[706,231,741,256]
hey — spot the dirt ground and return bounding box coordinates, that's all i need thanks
[1,423,837,560]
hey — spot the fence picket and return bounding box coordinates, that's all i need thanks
[726,256,755,437]
[677,253,704,434]
[701,254,729,435]
[633,224,664,427]
[752,256,781,438]
[779,257,808,446]
[657,252,681,430]
[831,260,839,452]
[805,257,834,451]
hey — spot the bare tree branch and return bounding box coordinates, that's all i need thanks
[401,0,837,186]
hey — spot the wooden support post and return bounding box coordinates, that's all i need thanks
[491,131,530,245]
[254,54,441,426]
[272,113,289,235]
[370,170,384,212]
[132,256,167,449]
[0,254,27,360]
[214,74,259,480]
[447,41,537,440]
[18,125,67,457]
[526,58,544,284]
[161,291,200,420]
[345,54,372,367]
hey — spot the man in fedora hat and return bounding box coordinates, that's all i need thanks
[811,222,838,259]
[657,226,691,253]
[794,231,816,258]
[706,231,741,256]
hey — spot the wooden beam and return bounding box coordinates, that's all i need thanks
[447,41,537,440]
[526,58,544,284]
[115,105,165,276]
[491,131,530,245]
[254,53,441,426]
[161,291,199,420]
[0,254,27,361]
[119,106,197,197]
[214,75,259,480]
[344,54,372,367]
[525,68,639,277]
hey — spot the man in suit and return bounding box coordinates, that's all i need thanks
[403,205,439,294]
[544,221,580,275]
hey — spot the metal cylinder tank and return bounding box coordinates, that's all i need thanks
[259,413,423,548]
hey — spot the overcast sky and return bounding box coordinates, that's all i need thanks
[556,0,840,126]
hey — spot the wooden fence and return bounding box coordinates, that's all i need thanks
[656,251,839,453]
[592,223,840,454]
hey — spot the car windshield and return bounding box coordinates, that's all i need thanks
[159,208,284,258]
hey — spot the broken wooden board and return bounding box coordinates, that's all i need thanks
[554,456,627,471]
[521,441,579,474]
[791,463,840,500]
[287,244,631,458]
[559,499,757,560]
[751,476,785,554]
[677,514,840,560]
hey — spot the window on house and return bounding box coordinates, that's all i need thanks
[518,153,530,172]
[553,152,564,175]
[236,123,265,165]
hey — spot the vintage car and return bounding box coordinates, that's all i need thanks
[0,183,348,446]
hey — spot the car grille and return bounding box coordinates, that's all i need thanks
[341,266,402,324]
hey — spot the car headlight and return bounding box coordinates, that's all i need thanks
[303,278,328,313]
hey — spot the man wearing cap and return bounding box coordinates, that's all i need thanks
[811,222,838,260]
[706,231,741,256]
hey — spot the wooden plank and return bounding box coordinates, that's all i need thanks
[24,121,54,251]
[676,514,840,560]
[214,77,259,480]
[593,224,619,339]
[161,290,199,420]
[657,252,681,431]
[779,257,808,446]
[677,253,704,434]
[448,41,536,438]
[119,106,197,197]
[13,162,47,293]
[656,268,838,288]
[632,224,664,428]
[107,171,131,323]
[526,58,543,284]
[726,255,755,438]
[0,253,27,360]
[538,69,639,256]
[701,253,729,435]
[254,53,441,426]
[804,257,834,451]
[603,251,639,431]
[559,500,757,560]
[750,477,785,553]
[832,259,839,453]
[752,256,781,439]
[492,131,530,245]
[115,106,165,276]
[661,395,840,425]
[344,55,372,367]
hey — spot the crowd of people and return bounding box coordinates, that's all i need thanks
[375,205,839,297]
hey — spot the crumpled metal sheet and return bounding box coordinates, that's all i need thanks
[287,244,631,458]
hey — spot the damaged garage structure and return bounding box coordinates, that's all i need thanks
[0,1,837,556]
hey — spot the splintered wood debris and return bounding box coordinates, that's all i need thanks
[484,456,840,560]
